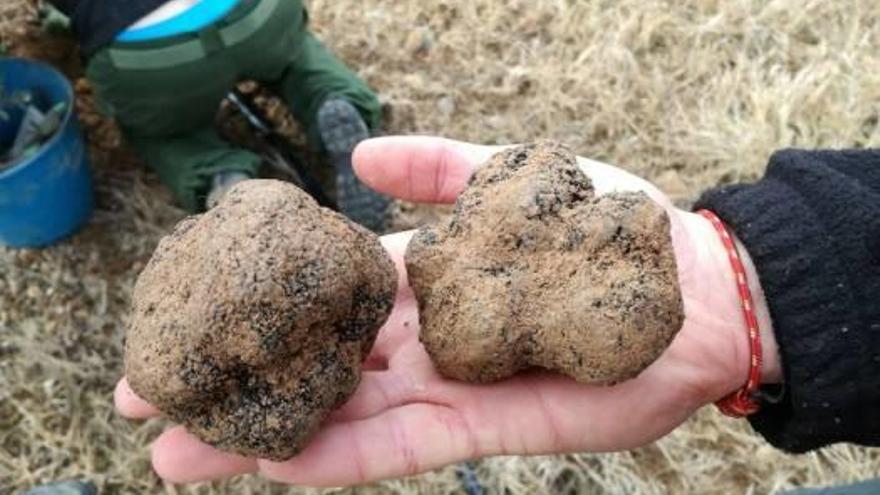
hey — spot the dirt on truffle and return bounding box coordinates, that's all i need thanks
[125,180,397,461]
[406,142,684,385]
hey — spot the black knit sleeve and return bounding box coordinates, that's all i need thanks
[694,149,880,453]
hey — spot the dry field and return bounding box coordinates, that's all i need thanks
[2,0,880,493]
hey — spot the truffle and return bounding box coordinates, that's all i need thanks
[125,180,396,461]
[406,142,684,385]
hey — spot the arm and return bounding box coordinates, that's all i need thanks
[696,149,880,452]
[115,136,785,486]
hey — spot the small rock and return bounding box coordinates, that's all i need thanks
[25,284,41,300]
[404,27,434,55]
[437,96,456,119]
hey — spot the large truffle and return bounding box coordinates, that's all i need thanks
[406,142,684,385]
[125,180,396,461]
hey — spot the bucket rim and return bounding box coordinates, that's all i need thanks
[0,57,77,181]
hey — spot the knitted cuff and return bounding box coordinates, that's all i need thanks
[694,149,880,453]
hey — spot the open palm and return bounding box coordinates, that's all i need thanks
[115,136,763,487]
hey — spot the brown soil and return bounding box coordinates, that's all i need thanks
[406,142,683,385]
[125,180,397,461]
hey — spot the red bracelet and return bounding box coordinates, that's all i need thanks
[698,210,763,417]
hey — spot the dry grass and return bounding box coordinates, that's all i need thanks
[2,0,880,493]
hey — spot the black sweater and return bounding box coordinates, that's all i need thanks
[48,0,167,58]
[695,150,880,453]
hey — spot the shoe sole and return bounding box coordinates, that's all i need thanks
[318,99,392,233]
[317,99,370,155]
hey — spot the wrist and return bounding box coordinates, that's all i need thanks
[672,210,782,406]
[731,226,782,386]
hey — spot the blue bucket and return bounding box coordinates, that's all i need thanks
[0,58,93,248]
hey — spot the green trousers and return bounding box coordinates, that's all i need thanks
[85,0,380,212]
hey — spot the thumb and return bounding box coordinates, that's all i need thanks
[353,136,504,204]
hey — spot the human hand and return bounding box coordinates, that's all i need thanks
[115,136,781,487]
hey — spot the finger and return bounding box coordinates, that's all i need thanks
[362,231,419,370]
[363,289,419,366]
[361,297,417,372]
[331,371,424,422]
[331,359,440,422]
[380,230,415,290]
[151,426,258,483]
[575,157,672,209]
[258,403,478,487]
[354,136,672,210]
[341,294,433,421]
[325,367,693,481]
[353,136,504,203]
[114,377,161,419]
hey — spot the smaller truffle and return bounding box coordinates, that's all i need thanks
[125,180,397,461]
[406,142,684,385]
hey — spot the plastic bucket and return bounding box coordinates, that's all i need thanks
[0,58,93,248]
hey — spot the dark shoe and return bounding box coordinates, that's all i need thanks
[205,171,251,210]
[317,98,391,233]
[22,480,97,495]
